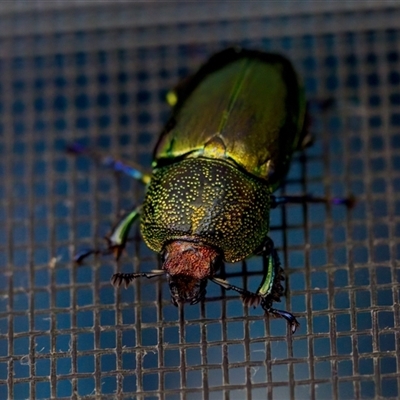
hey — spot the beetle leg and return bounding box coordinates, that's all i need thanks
[73,206,141,264]
[111,269,164,289]
[256,237,286,304]
[67,142,151,184]
[257,237,299,333]
[211,238,283,301]
[105,206,142,260]
[255,237,284,297]
[271,194,355,209]
[211,275,299,333]
[212,238,299,332]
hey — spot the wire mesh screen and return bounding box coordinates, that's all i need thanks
[1,2,400,399]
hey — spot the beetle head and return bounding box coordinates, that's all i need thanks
[162,241,222,306]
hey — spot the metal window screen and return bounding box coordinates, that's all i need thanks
[1,2,400,399]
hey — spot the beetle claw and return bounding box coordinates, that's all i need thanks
[264,305,300,333]
[111,270,164,289]
[111,273,123,287]
[111,273,133,288]
[73,249,96,264]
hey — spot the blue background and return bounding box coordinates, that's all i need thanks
[0,3,399,399]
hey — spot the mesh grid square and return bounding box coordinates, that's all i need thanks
[0,2,400,399]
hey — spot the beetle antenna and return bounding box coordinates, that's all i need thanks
[111,270,165,289]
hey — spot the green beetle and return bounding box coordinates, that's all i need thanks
[71,47,351,333]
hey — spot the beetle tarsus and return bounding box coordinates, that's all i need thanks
[73,248,106,264]
[330,193,356,209]
[73,244,125,264]
[263,302,300,334]
[211,277,251,296]
[271,194,355,209]
[67,142,151,184]
[111,273,136,288]
[73,249,95,264]
[74,248,114,265]
[67,142,87,155]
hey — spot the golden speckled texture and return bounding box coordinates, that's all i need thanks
[140,158,271,262]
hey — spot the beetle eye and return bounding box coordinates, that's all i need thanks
[161,252,168,264]
[211,255,223,271]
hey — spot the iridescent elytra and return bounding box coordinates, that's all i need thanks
[70,47,352,333]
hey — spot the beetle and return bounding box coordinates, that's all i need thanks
[69,47,352,333]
